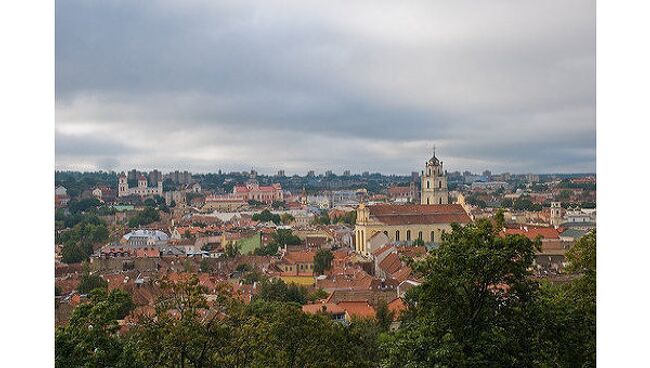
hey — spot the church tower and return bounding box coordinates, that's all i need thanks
[421,148,448,205]
[118,173,128,197]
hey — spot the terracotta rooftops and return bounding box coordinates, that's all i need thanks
[283,250,316,264]
[367,204,471,225]
[302,303,345,315]
[501,226,561,240]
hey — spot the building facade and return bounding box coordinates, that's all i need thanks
[354,203,471,255]
[118,173,163,198]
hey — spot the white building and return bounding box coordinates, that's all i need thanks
[118,173,163,198]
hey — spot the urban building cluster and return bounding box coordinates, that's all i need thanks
[55,151,596,327]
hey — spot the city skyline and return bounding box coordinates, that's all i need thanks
[56,0,595,175]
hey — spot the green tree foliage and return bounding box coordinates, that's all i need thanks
[280,213,295,225]
[200,258,214,273]
[339,210,357,225]
[68,198,102,214]
[375,300,394,331]
[271,229,302,247]
[312,210,331,225]
[383,220,544,367]
[58,221,110,263]
[271,200,287,209]
[55,289,136,368]
[522,229,596,367]
[465,194,487,208]
[252,209,281,225]
[494,208,505,230]
[512,196,543,211]
[254,242,280,256]
[225,242,241,258]
[78,272,108,294]
[307,288,329,302]
[257,278,308,305]
[126,277,380,367]
[313,249,334,275]
[127,206,160,228]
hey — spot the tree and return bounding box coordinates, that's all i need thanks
[200,258,214,273]
[313,249,334,275]
[280,213,295,225]
[252,209,281,225]
[55,289,136,368]
[257,278,308,305]
[375,300,394,331]
[383,220,544,367]
[78,272,108,294]
[271,229,302,247]
[494,208,505,230]
[225,242,241,258]
[128,206,160,228]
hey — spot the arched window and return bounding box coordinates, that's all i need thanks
[396,231,400,241]
[439,198,442,204]
[406,230,411,241]
[427,198,430,205]
[439,181,442,188]
[427,181,430,189]
[431,231,435,242]
[418,231,423,240]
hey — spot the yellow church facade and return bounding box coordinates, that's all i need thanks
[354,203,471,255]
[354,151,470,255]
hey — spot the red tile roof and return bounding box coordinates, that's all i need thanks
[368,204,471,225]
[501,226,560,240]
[379,253,402,275]
[338,301,376,319]
[302,303,345,315]
[283,250,316,264]
[387,297,407,319]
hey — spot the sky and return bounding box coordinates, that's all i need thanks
[55,0,596,175]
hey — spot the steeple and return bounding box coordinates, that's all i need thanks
[421,148,448,205]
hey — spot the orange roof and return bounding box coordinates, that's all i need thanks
[338,301,376,319]
[283,250,316,264]
[501,226,560,240]
[387,297,407,319]
[368,204,471,225]
[379,253,402,275]
[302,303,345,315]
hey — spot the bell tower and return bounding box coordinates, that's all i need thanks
[421,147,448,205]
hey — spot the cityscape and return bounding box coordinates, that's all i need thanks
[52,1,596,366]
[55,150,596,366]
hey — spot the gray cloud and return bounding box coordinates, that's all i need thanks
[56,0,595,174]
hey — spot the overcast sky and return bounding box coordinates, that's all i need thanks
[55,0,595,175]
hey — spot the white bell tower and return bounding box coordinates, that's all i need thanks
[421,146,448,205]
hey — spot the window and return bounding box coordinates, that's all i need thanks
[418,231,423,240]
[396,230,400,241]
[406,230,411,241]
[439,181,442,188]
[427,180,430,189]
[427,198,430,205]
[439,198,442,204]
[431,231,435,242]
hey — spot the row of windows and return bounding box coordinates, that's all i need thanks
[389,229,445,242]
